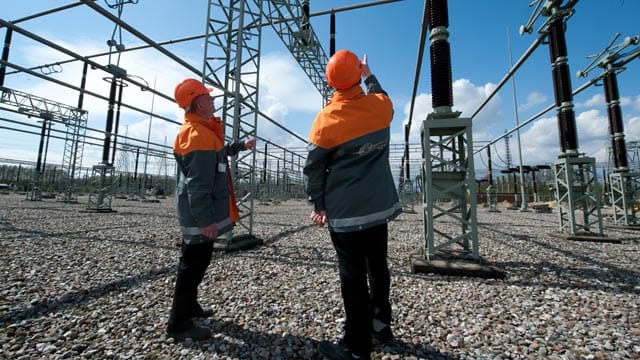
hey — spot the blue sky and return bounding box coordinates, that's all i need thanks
[1,0,639,179]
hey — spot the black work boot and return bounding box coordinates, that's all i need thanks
[371,320,394,344]
[370,307,394,344]
[191,302,214,318]
[167,321,211,342]
[318,340,370,360]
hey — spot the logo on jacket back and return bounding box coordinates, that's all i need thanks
[356,141,387,156]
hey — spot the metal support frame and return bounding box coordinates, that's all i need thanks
[0,86,87,202]
[60,109,87,203]
[608,142,640,173]
[625,141,640,169]
[553,156,604,235]
[486,185,499,212]
[203,0,263,237]
[202,0,327,240]
[421,116,479,261]
[25,172,43,201]
[87,163,114,212]
[262,0,331,101]
[609,171,640,225]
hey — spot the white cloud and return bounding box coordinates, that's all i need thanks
[397,93,431,144]
[625,116,640,142]
[5,31,640,180]
[3,37,197,167]
[619,95,633,107]
[633,95,640,111]
[249,52,324,147]
[395,78,504,144]
[575,94,605,109]
[517,116,559,165]
[512,109,614,165]
[519,91,548,111]
[575,109,608,141]
[259,52,324,114]
[453,79,503,134]
[3,33,324,167]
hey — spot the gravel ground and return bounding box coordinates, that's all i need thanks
[0,193,639,359]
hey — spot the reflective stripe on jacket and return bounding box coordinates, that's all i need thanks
[304,75,402,233]
[173,113,235,243]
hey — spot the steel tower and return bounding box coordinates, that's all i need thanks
[521,0,604,236]
[202,0,328,248]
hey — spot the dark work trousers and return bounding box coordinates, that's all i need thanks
[329,223,392,356]
[167,240,214,332]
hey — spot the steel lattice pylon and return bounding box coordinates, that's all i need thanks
[262,0,331,101]
[553,157,604,235]
[609,171,640,225]
[202,0,326,245]
[421,116,479,261]
[203,0,263,240]
[87,163,115,212]
[0,85,87,202]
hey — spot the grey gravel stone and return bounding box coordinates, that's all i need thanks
[0,194,638,359]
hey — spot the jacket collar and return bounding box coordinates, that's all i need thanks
[329,85,365,103]
[184,112,223,135]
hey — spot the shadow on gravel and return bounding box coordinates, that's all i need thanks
[1,223,178,251]
[490,258,640,295]
[478,227,640,294]
[377,338,455,360]
[0,225,320,328]
[180,318,454,360]
[0,266,175,327]
[261,224,318,246]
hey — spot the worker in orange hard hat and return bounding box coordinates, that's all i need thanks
[305,50,400,360]
[167,78,256,342]
[325,49,364,90]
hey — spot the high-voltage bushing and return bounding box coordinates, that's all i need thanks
[412,0,502,279]
[598,40,638,156]
[604,74,627,170]
[548,18,579,156]
[25,114,52,202]
[603,70,640,225]
[85,72,123,212]
[578,33,640,226]
[428,0,453,112]
[521,0,604,237]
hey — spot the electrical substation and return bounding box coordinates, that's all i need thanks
[1,1,639,358]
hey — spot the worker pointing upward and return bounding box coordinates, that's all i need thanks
[304,50,401,360]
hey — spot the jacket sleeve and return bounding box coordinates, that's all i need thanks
[225,141,246,157]
[365,75,395,124]
[364,75,388,96]
[182,150,217,227]
[303,143,329,212]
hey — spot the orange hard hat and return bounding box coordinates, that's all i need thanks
[325,50,363,90]
[174,78,213,108]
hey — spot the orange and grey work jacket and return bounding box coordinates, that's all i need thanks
[304,75,402,233]
[173,113,243,244]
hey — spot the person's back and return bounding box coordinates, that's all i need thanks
[306,55,400,233]
[305,50,399,360]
